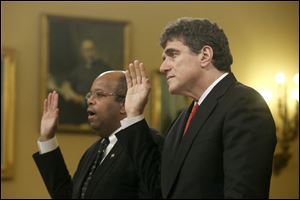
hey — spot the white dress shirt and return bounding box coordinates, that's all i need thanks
[196,72,229,105]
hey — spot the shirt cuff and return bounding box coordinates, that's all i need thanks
[37,136,59,154]
[120,115,144,130]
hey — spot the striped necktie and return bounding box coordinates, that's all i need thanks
[80,137,109,199]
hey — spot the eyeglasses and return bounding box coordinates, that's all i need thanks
[85,89,125,101]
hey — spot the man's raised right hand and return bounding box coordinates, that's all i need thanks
[40,91,59,141]
[125,60,151,118]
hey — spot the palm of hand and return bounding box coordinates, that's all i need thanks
[126,81,150,102]
[40,91,59,139]
[124,61,151,117]
[41,110,58,138]
[125,80,151,117]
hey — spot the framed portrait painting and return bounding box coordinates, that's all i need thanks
[1,48,16,179]
[41,14,130,132]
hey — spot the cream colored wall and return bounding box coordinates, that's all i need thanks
[1,1,298,198]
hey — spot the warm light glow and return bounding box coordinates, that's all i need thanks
[275,72,286,84]
[259,89,273,102]
[293,73,299,85]
[291,88,299,102]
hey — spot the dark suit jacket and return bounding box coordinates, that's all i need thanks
[33,129,163,199]
[121,73,277,199]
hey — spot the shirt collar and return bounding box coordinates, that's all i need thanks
[107,126,122,144]
[196,72,229,105]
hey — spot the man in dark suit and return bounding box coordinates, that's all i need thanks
[33,71,162,199]
[122,17,277,198]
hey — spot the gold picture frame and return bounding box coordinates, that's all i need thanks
[41,14,130,133]
[150,70,162,131]
[1,48,16,179]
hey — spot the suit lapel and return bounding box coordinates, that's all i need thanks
[73,140,100,198]
[163,99,218,196]
[161,104,193,196]
[84,141,123,197]
[165,108,190,155]
[163,73,237,197]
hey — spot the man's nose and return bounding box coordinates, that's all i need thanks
[87,97,96,105]
[160,60,171,74]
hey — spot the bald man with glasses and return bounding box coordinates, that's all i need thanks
[33,70,163,199]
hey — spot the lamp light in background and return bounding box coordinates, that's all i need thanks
[275,72,286,85]
[259,89,273,103]
[259,72,299,175]
[272,72,299,176]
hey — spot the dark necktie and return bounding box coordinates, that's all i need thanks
[183,103,199,135]
[80,137,109,199]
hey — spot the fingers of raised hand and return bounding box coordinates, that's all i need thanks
[129,62,137,85]
[46,92,52,112]
[139,63,149,83]
[125,69,132,88]
[43,99,48,114]
[45,91,59,112]
[52,91,59,110]
[134,60,142,84]
[127,60,149,89]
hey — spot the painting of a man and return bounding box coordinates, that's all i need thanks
[44,15,129,131]
[56,39,112,124]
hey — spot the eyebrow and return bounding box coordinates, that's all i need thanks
[89,88,108,93]
[92,88,105,92]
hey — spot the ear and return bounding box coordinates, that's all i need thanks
[120,102,126,115]
[199,45,213,67]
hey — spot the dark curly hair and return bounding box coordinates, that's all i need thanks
[160,17,233,72]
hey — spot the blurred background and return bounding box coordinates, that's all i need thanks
[1,1,298,198]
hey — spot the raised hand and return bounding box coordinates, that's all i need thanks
[125,60,151,117]
[40,91,59,141]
